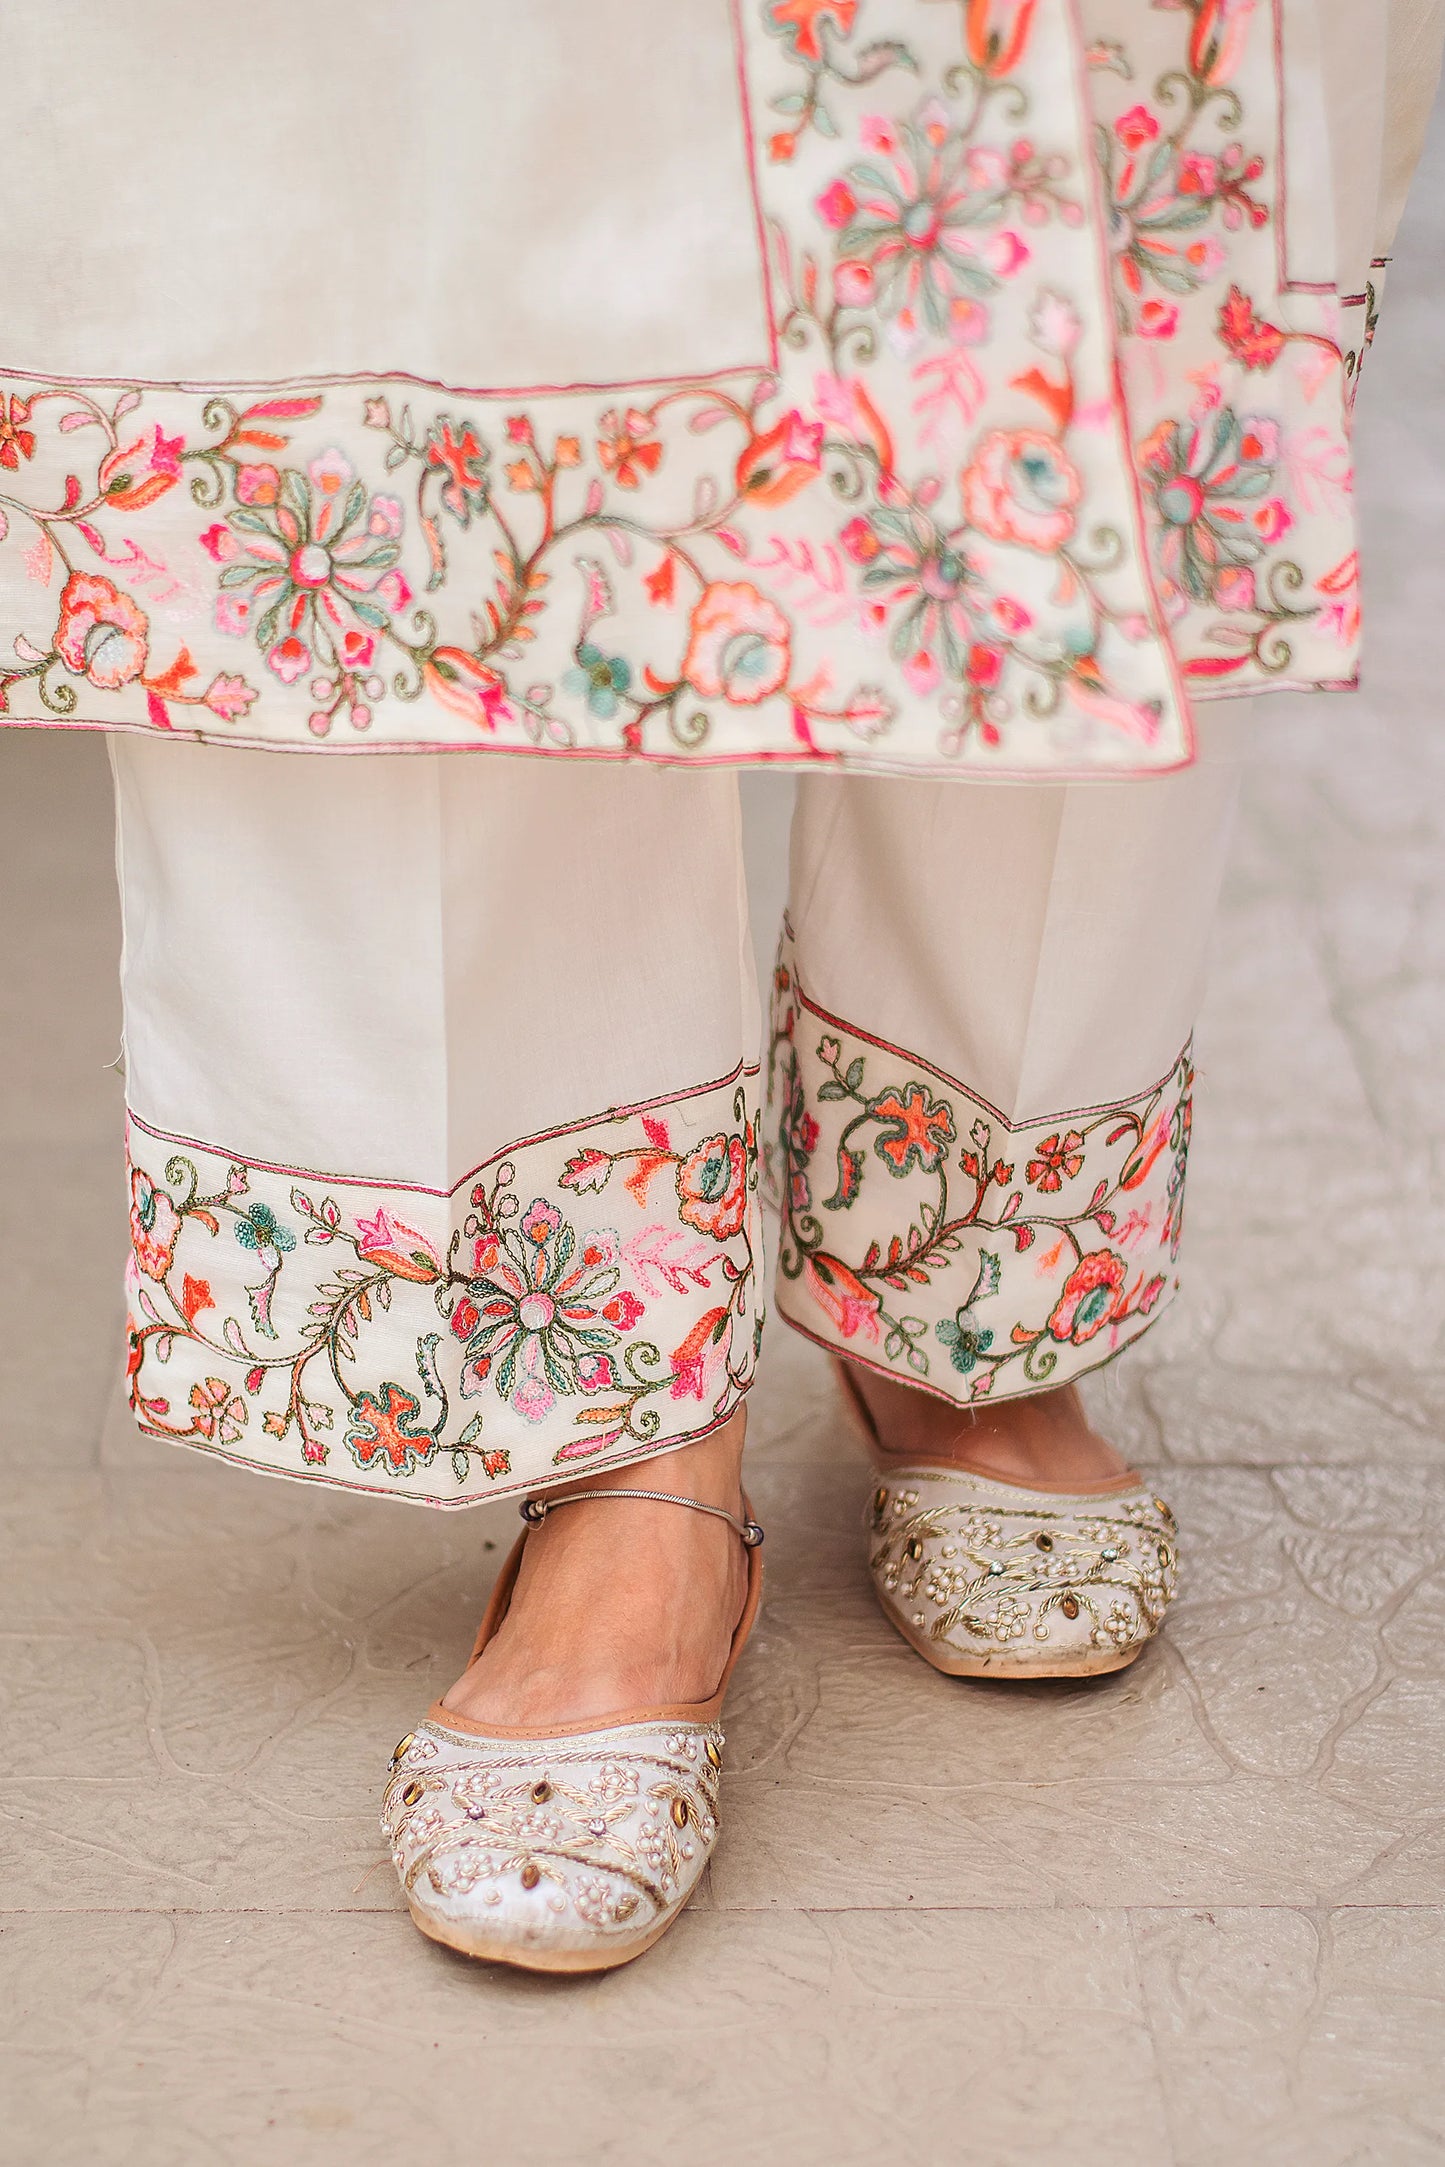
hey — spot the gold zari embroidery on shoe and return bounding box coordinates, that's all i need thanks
[381,1721,724,1932]
[866,1472,1178,1662]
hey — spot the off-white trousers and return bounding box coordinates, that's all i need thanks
[112,719,1248,1506]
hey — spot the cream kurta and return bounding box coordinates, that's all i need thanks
[1,2,1440,778]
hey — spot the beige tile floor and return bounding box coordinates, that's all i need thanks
[4,114,1445,2167]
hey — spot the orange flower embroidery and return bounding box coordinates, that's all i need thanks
[597,409,663,489]
[0,393,36,470]
[964,0,1038,77]
[868,1085,957,1176]
[769,0,858,63]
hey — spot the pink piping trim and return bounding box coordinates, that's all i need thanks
[7,709,1208,780]
[126,1057,760,1200]
[785,948,1192,1130]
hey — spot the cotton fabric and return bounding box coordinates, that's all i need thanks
[114,715,1246,1504]
[1,3,1439,778]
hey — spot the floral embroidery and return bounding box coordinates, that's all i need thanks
[682,584,793,708]
[346,1382,441,1479]
[188,1376,247,1445]
[1082,25,1358,687]
[123,1070,762,1505]
[1025,1129,1084,1192]
[54,573,152,692]
[1136,399,1315,671]
[1098,106,1262,316]
[961,429,1084,554]
[211,450,406,723]
[767,926,1190,1398]
[675,1134,752,1239]
[0,394,36,472]
[0,2,1361,767]
[129,1167,182,1281]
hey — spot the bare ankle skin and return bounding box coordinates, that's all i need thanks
[844,1364,1135,1492]
[441,1408,750,1732]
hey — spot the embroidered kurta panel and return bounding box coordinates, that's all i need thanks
[0,1,1421,775]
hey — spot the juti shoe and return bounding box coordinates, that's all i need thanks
[837,1363,1178,1679]
[382,1486,764,1973]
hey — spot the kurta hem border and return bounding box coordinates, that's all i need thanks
[0,0,1370,778]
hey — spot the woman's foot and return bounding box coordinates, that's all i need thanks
[441,1410,750,1732]
[845,1363,1135,1493]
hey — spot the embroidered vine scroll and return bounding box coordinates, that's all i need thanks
[0,0,1358,774]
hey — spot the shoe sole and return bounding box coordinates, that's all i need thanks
[880,1594,1149,1679]
[407,1893,686,1974]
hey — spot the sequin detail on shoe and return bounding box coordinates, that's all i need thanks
[865,1467,1178,1676]
[380,1717,725,1967]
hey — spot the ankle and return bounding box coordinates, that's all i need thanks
[844,1363,1132,1490]
[552,1406,748,1516]
[442,1407,753,1729]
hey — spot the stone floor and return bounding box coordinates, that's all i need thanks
[4,111,1445,2167]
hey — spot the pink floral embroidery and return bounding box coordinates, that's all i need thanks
[767,925,1188,1400]
[683,583,792,705]
[0,2,1362,766]
[129,1168,181,1281]
[98,425,184,512]
[122,1073,762,1502]
[960,429,1083,551]
[55,574,150,691]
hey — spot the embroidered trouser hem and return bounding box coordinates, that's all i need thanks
[112,743,764,1507]
[766,729,1245,1403]
[110,714,1245,1506]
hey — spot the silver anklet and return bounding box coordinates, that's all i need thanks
[519,1487,764,1547]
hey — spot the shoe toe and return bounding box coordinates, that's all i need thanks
[381,1718,722,1970]
[865,1469,1179,1677]
[409,1848,663,1962]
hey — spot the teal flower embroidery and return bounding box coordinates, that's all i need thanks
[564,642,632,719]
[936,1307,994,1375]
[234,1202,296,1259]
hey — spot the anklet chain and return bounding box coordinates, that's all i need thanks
[519,1488,765,1547]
